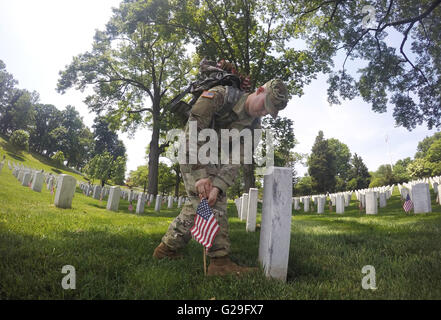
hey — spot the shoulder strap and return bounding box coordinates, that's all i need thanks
[215,86,244,119]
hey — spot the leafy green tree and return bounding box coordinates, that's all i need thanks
[92,116,126,159]
[10,129,30,151]
[290,0,441,130]
[347,153,371,190]
[308,131,336,193]
[293,175,314,196]
[57,0,193,195]
[370,164,395,187]
[157,162,176,195]
[415,132,441,158]
[112,155,127,185]
[128,165,149,192]
[51,151,65,167]
[407,158,432,178]
[328,138,352,182]
[0,89,38,135]
[29,104,63,154]
[85,152,114,187]
[393,157,412,183]
[426,139,441,163]
[0,60,18,116]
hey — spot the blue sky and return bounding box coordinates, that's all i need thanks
[0,0,438,177]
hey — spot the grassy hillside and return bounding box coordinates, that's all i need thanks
[0,135,86,182]
[1,137,441,299]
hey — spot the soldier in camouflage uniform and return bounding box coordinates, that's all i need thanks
[153,79,289,276]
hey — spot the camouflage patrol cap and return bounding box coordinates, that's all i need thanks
[263,79,289,119]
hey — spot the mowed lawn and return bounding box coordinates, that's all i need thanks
[1,155,441,299]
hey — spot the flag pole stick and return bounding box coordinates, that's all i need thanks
[203,247,207,276]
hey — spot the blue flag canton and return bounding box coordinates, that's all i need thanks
[197,199,212,220]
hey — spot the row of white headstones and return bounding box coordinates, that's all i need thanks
[3,161,294,282]
[2,159,188,213]
[78,181,188,214]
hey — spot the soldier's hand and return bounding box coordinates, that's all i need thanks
[207,187,220,207]
[195,178,212,199]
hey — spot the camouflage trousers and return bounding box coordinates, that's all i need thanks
[161,165,231,258]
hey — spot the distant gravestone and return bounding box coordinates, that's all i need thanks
[136,193,146,214]
[303,197,310,212]
[365,191,378,215]
[155,195,162,212]
[317,196,325,214]
[258,167,292,282]
[167,196,173,209]
[240,193,249,221]
[293,198,300,210]
[93,185,102,200]
[31,171,44,192]
[107,186,121,212]
[54,175,77,209]
[344,193,351,207]
[21,172,31,187]
[246,188,258,232]
[379,192,387,208]
[234,198,242,218]
[17,169,24,182]
[437,185,441,205]
[47,177,55,191]
[336,194,345,214]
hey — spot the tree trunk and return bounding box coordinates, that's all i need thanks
[174,165,181,197]
[243,163,255,193]
[147,99,161,195]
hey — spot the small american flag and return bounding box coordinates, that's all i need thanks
[51,186,55,195]
[191,199,219,250]
[403,194,413,213]
[128,202,133,212]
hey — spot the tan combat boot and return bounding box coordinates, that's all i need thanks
[207,256,258,276]
[152,242,183,260]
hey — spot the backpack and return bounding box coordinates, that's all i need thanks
[168,58,251,127]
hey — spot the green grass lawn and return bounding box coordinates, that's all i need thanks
[1,140,441,299]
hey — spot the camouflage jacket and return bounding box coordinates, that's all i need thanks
[181,85,261,195]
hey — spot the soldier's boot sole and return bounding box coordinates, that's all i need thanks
[153,242,184,260]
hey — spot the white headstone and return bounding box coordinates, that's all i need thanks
[167,195,173,209]
[155,195,162,212]
[258,167,293,282]
[21,172,31,186]
[317,196,325,214]
[54,175,77,209]
[379,192,387,208]
[293,197,300,210]
[136,193,146,214]
[411,183,432,214]
[31,171,44,192]
[246,188,258,232]
[365,191,378,215]
[107,186,121,212]
[336,194,345,214]
[234,198,242,218]
[240,193,249,221]
[303,197,310,212]
[93,185,102,200]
